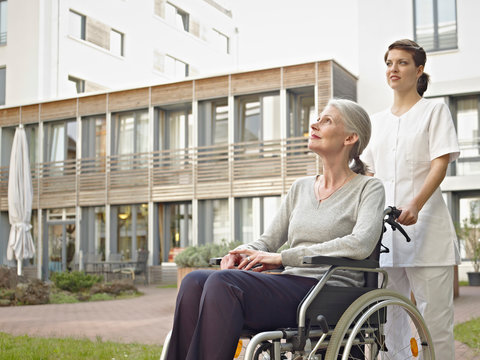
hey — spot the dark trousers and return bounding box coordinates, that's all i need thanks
[166,269,318,360]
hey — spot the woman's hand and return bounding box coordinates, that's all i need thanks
[397,202,419,226]
[228,249,282,272]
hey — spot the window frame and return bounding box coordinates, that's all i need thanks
[0,0,7,45]
[68,9,86,40]
[413,0,458,52]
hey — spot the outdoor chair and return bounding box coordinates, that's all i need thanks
[113,250,149,285]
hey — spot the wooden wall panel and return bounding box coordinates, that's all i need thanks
[151,81,193,105]
[21,104,40,124]
[79,94,107,116]
[0,107,20,127]
[317,62,332,113]
[40,99,77,121]
[283,63,316,88]
[231,68,281,95]
[195,76,229,100]
[108,88,150,112]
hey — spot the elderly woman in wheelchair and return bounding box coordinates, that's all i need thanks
[161,99,434,360]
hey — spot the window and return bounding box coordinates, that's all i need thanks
[455,96,480,175]
[112,110,149,155]
[198,99,228,146]
[0,0,7,45]
[110,29,124,56]
[165,55,189,78]
[414,0,457,52]
[235,196,281,244]
[198,199,230,245]
[236,93,280,142]
[159,202,192,262]
[165,2,189,31]
[113,204,148,261]
[0,66,5,105]
[68,75,85,94]
[287,87,315,138]
[212,29,229,54]
[69,10,86,40]
[44,119,77,170]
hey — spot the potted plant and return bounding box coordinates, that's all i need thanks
[456,202,480,286]
[174,241,241,286]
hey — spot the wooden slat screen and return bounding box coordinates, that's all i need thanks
[151,81,193,105]
[231,68,281,95]
[194,76,229,100]
[21,105,40,125]
[0,107,20,127]
[317,62,332,113]
[78,94,107,116]
[283,63,316,89]
[108,88,150,112]
[0,140,321,211]
[40,99,77,121]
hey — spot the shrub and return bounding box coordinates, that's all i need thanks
[51,271,103,293]
[174,241,242,268]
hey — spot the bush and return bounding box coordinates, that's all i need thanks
[51,271,103,293]
[174,241,242,268]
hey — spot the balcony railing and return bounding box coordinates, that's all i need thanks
[0,137,320,210]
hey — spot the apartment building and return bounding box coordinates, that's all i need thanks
[0,60,356,280]
[0,0,238,107]
[0,0,479,281]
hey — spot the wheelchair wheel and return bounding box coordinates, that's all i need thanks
[324,289,435,360]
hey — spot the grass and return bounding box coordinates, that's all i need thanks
[0,332,163,360]
[454,316,480,353]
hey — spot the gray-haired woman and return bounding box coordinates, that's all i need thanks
[166,99,385,360]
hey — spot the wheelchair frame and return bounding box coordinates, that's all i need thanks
[160,207,435,360]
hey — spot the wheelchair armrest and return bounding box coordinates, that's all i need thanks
[302,255,379,269]
[209,257,223,266]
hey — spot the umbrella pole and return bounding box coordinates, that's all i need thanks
[17,259,22,276]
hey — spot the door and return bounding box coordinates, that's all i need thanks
[47,222,76,274]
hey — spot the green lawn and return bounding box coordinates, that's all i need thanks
[454,316,480,353]
[0,332,163,360]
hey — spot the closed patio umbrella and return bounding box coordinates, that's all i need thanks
[7,124,35,276]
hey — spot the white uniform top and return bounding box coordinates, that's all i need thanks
[362,98,461,267]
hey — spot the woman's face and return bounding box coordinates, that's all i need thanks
[308,105,348,155]
[385,49,423,93]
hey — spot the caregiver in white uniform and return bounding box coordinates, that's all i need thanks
[362,39,460,360]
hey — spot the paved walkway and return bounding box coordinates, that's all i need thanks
[0,285,479,358]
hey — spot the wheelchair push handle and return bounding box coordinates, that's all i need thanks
[383,206,411,242]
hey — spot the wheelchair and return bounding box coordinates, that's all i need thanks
[160,207,435,360]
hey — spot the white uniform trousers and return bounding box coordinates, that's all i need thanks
[383,266,455,360]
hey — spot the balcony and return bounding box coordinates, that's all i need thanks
[0,137,320,210]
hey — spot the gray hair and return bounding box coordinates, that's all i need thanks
[327,98,371,174]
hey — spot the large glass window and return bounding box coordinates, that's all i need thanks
[68,10,86,40]
[165,2,189,32]
[198,99,228,146]
[455,96,480,176]
[44,119,77,175]
[236,93,280,142]
[198,199,229,245]
[157,107,192,150]
[112,110,148,155]
[235,196,281,244]
[287,87,315,138]
[82,115,106,158]
[414,0,457,52]
[114,204,148,261]
[458,197,480,260]
[159,202,192,262]
[0,0,7,45]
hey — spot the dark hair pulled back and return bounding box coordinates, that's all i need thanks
[384,39,430,96]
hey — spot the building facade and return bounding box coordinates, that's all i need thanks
[0,60,357,280]
[0,0,238,107]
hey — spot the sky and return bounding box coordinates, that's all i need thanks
[228,0,360,74]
